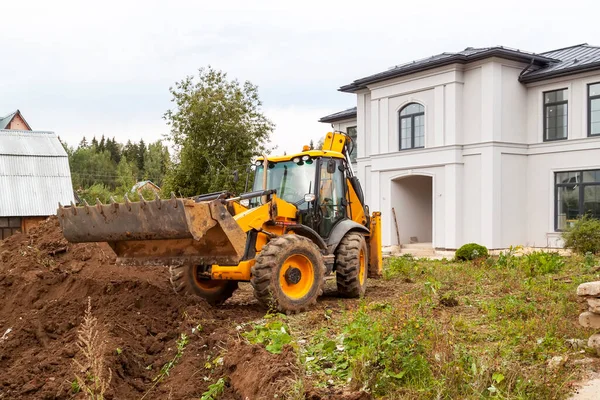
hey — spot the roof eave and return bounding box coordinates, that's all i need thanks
[519,62,600,83]
[339,49,558,93]
[318,114,358,123]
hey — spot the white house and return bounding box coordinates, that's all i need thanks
[320,44,600,250]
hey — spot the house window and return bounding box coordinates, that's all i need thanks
[589,83,600,136]
[555,170,600,230]
[544,89,568,141]
[347,126,357,162]
[0,217,22,240]
[399,103,425,150]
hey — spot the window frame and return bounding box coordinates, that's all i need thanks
[588,82,600,137]
[543,88,568,142]
[554,169,600,231]
[346,126,358,163]
[398,103,425,150]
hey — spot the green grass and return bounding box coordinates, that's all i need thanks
[288,251,600,399]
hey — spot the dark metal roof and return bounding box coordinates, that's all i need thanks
[519,44,600,83]
[340,47,558,92]
[319,107,357,123]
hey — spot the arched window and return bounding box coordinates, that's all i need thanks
[399,103,425,150]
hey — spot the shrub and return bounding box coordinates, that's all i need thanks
[521,251,564,276]
[455,243,489,261]
[562,216,600,255]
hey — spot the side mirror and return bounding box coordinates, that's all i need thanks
[304,193,316,203]
[327,159,336,174]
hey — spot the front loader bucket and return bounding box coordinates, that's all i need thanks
[58,196,247,266]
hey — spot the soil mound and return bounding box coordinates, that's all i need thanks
[0,217,260,399]
[224,342,300,399]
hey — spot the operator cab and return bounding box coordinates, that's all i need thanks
[251,152,348,238]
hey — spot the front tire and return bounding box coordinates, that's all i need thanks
[335,232,368,298]
[169,265,238,305]
[251,235,325,313]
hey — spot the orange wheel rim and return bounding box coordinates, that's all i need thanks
[278,254,314,300]
[192,266,224,292]
[359,249,366,285]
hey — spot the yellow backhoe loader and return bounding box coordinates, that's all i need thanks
[58,132,382,312]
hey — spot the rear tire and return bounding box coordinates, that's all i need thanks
[251,235,325,313]
[169,265,238,305]
[335,232,368,298]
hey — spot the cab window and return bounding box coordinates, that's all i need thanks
[318,158,346,237]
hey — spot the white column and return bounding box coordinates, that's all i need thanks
[434,85,445,146]
[357,93,366,158]
[480,146,501,248]
[481,62,502,142]
[444,163,463,249]
[370,99,380,156]
[380,97,389,153]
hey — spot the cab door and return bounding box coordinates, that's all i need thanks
[317,158,347,238]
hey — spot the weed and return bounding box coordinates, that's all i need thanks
[242,313,293,354]
[73,297,112,400]
[155,333,189,381]
[200,377,226,400]
[521,251,564,276]
[71,379,81,394]
[302,303,433,395]
[300,254,596,398]
[141,333,190,400]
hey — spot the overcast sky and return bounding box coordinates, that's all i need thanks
[1,0,598,154]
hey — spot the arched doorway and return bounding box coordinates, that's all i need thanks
[390,175,433,246]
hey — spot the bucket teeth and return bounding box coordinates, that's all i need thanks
[124,194,132,211]
[83,199,91,214]
[171,192,177,208]
[96,198,104,215]
[110,196,119,210]
[70,201,77,215]
[140,194,147,208]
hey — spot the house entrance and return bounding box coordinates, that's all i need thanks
[390,175,433,246]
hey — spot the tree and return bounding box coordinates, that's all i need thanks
[137,139,146,176]
[79,136,89,148]
[98,135,106,152]
[144,140,170,186]
[309,139,315,150]
[163,66,274,196]
[115,156,137,195]
[316,137,325,150]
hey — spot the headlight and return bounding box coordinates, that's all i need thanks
[292,157,301,163]
[240,199,250,207]
[255,160,263,166]
[302,155,310,161]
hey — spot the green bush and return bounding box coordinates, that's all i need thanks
[455,243,489,261]
[562,216,600,255]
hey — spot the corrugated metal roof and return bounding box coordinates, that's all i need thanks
[319,107,357,123]
[520,44,600,82]
[0,129,67,156]
[0,130,74,216]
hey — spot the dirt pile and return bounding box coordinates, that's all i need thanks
[0,217,262,399]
